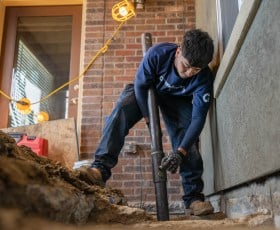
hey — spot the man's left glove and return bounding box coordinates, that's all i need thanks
[159,150,184,173]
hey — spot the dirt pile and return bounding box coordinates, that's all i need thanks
[0,131,152,225]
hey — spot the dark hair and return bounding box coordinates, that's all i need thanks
[181,29,214,68]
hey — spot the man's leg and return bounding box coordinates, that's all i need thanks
[180,143,205,207]
[158,94,213,215]
[91,84,143,182]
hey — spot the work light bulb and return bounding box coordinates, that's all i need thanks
[119,6,128,16]
[112,0,135,22]
[36,111,49,123]
[16,98,32,114]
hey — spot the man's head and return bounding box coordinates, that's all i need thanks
[174,29,214,78]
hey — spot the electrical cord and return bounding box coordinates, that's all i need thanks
[0,21,125,106]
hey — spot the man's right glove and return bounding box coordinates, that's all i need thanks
[159,150,184,173]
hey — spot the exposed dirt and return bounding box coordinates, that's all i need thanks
[0,208,276,230]
[0,131,151,225]
[0,131,276,230]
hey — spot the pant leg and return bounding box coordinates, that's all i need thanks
[92,84,143,182]
[180,145,205,208]
[158,94,205,208]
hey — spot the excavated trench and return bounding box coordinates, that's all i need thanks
[0,131,276,230]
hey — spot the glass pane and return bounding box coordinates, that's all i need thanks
[9,16,72,127]
[220,0,239,51]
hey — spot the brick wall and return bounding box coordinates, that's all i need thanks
[80,0,195,208]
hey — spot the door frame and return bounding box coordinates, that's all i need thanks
[0,0,83,56]
[0,3,82,128]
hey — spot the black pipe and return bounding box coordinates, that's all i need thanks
[141,32,169,221]
[148,88,169,221]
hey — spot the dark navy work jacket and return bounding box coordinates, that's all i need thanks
[134,42,213,151]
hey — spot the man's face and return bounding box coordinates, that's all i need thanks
[174,47,202,78]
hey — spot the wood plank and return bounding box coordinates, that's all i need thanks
[1,118,79,169]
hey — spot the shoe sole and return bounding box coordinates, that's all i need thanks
[192,207,214,216]
[77,167,105,187]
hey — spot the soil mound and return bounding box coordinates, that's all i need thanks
[0,131,152,225]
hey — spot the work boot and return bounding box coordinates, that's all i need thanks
[187,200,214,216]
[76,166,105,187]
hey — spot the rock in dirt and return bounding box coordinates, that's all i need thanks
[0,131,152,225]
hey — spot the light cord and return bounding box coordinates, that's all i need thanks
[0,21,125,106]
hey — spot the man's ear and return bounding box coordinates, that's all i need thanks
[175,47,181,58]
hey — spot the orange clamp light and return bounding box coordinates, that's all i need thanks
[36,111,49,123]
[16,98,32,114]
[112,0,136,22]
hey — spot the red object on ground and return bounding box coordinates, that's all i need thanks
[18,135,48,157]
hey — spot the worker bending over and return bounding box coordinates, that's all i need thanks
[79,29,215,216]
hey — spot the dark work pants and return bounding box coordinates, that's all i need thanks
[92,84,204,208]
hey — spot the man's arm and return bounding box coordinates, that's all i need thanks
[178,84,213,153]
[159,113,208,174]
[160,81,213,173]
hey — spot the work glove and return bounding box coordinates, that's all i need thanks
[159,150,184,173]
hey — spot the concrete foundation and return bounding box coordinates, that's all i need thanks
[208,173,280,228]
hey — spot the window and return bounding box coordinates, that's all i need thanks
[0,6,82,128]
[217,0,244,52]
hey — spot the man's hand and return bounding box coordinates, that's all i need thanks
[159,150,185,173]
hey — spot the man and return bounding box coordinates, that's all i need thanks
[79,29,214,216]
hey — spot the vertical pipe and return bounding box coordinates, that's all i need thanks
[141,32,169,221]
[148,88,169,221]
